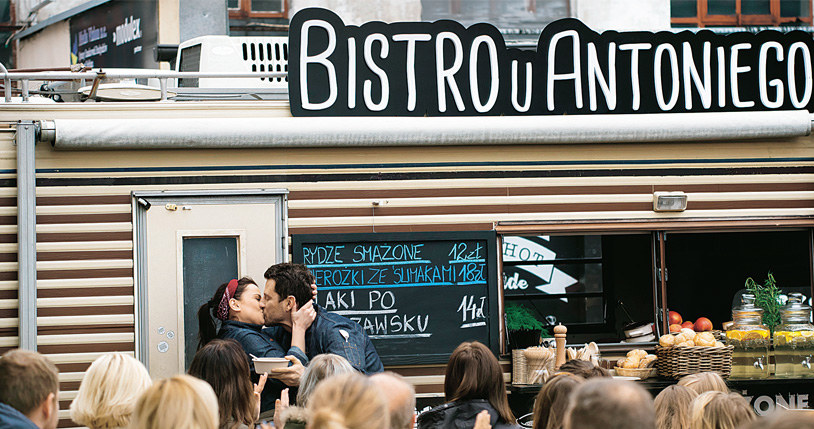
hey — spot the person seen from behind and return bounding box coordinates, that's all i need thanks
[556,359,610,379]
[188,339,266,429]
[532,373,585,429]
[129,374,219,429]
[677,372,728,395]
[371,372,417,429]
[563,378,655,429]
[689,391,755,429]
[69,352,151,429]
[0,349,59,429]
[305,372,389,429]
[653,385,698,429]
[417,341,519,429]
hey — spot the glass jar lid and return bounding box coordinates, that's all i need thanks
[781,293,811,323]
[733,294,764,320]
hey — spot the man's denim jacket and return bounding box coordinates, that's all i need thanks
[264,304,384,374]
[218,320,309,413]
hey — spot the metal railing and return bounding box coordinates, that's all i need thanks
[0,66,289,102]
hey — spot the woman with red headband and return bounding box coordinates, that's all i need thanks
[197,277,316,419]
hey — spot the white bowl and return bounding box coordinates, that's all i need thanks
[253,357,289,373]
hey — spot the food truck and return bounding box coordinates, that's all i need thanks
[1,9,814,425]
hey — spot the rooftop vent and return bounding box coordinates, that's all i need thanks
[175,36,288,89]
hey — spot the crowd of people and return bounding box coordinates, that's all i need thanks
[0,263,813,429]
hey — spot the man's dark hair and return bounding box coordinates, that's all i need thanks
[0,349,59,416]
[264,263,313,308]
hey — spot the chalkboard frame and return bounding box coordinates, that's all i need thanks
[292,230,500,365]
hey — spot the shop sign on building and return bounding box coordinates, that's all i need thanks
[289,8,814,116]
[69,0,158,68]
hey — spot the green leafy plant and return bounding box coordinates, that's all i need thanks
[745,272,782,333]
[505,303,548,335]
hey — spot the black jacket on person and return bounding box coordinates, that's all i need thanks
[416,399,521,429]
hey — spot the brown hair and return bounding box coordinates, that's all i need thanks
[444,341,516,424]
[532,373,585,429]
[654,385,698,429]
[197,277,257,349]
[130,375,219,429]
[263,263,314,308]
[0,349,59,416]
[307,372,389,429]
[689,391,755,429]
[740,411,814,429]
[557,359,610,379]
[677,372,729,395]
[188,339,256,429]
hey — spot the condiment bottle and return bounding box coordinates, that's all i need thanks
[726,294,771,379]
[774,293,814,378]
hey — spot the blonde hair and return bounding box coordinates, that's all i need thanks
[307,373,389,429]
[129,375,219,429]
[297,353,356,406]
[654,385,698,429]
[70,353,152,429]
[677,372,728,395]
[689,391,755,429]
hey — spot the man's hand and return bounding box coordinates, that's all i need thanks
[269,355,305,387]
[291,299,316,331]
[253,372,268,419]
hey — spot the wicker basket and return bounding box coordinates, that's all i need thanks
[655,345,734,379]
[512,349,528,385]
[614,367,658,379]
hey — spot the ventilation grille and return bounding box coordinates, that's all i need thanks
[178,44,201,88]
[241,41,288,83]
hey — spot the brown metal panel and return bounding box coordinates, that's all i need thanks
[37,232,132,242]
[38,305,134,317]
[37,268,133,280]
[38,325,135,336]
[38,195,132,205]
[37,251,133,261]
[289,223,494,235]
[0,308,17,318]
[497,217,814,234]
[0,290,16,299]
[38,287,134,298]
[39,342,135,354]
[36,213,132,224]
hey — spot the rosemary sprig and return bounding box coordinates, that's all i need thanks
[744,272,782,333]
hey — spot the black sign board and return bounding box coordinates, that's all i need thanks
[292,231,499,365]
[289,8,814,116]
[70,0,158,68]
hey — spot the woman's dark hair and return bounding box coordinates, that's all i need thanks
[444,341,516,424]
[532,373,585,429]
[188,339,256,429]
[558,359,611,379]
[197,277,257,349]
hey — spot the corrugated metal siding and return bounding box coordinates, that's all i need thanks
[0,129,16,356]
[2,104,813,426]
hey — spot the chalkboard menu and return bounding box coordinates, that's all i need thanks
[293,231,499,365]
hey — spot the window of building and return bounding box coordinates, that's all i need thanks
[671,0,813,27]
[502,234,654,338]
[229,0,287,19]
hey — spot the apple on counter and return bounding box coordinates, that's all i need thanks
[668,311,682,325]
[669,324,682,333]
[681,321,694,329]
[694,317,713,331]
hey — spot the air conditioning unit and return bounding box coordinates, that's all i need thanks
[175,36,289,89]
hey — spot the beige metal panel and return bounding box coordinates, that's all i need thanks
[34,241,133,252]
[37,296,134,308]
[289,208,814,228]
[288,191,814,210]
[0,262,17,271]
[0,299,16,309]
[0,101,291,122]
[36,259,134,271]
[35,204,131,215]
[0,336,18,347]
[44,351,134,364]
[36,223,132,233]
[59,391,78,401]
[0,318,18,328]
[0,188,14,197]
[59,372,86,383]
[38,277,134,290]
[0,281,15,290]
[38,332,134,345]
[31,174,814,197]
[37,314,134,327]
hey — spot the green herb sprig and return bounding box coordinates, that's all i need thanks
[505,303,548,336]
[744,272,782,333]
